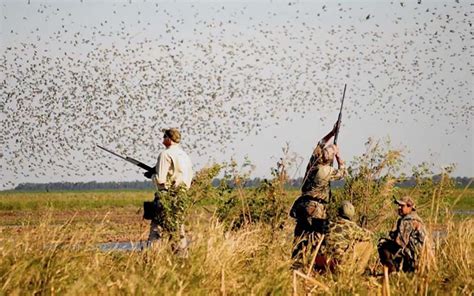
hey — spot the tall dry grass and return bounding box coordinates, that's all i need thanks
[1,199,472,295]
[1,213,295,295]
[1,143,473,295]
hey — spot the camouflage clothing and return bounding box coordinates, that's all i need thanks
[291,138,346,220]
[291,140,347,221]
[325,217,373,261]
[391,212,426,262]
[290,195,331,260]
[301,163,347,202]
[290,197,329,260]
[290,195,328,221]
[300,140,347,202]
[290,140,346,260]
[378,212,426,272]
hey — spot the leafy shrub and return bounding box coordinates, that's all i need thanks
[333,137,404,231]
[188,163,225,205]
[216,154,291,231]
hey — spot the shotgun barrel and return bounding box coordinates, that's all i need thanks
[96,145,154,172]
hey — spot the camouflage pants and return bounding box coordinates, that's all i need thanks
[291,196,329,235]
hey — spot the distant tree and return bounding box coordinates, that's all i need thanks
[11,175,472,192]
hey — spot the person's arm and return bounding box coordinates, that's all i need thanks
[153,151,172,188]
[395,219,411,248]
[320,122,338,146]
[305,123,338,170]
[327,146,347,180]
[389,219,399,239]
[335,147,346,170]
[302,123,339,187]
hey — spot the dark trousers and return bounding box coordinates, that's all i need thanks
[291,218,328,259]
[148,193,166,242]
[378,239,415,272]
[290,195,328,260]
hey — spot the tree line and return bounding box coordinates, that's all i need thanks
[11,176,473,192]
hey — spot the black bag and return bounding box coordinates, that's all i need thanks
[143,195,165,220]
[289,195,307,219]
[143,201,157,220]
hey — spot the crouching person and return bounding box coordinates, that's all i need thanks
[378,196,426,273]
[322,201,373,274]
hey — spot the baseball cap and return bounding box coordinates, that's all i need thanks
[394,196,416,210]
[339,200,355,220]
[162,128,181,143]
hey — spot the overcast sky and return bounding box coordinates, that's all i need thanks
[1,0,472,189]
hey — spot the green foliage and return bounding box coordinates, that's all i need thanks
[336,138,404,230]
[410,163,457,221]
[215,158,254,229]
[187,163,225,205]
[334,138,465,233]
[216,155,290,231]
[156,185,191,233]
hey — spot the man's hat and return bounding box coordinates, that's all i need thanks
[338,200,355,220]
[394,196,416,210]
[162,128,181,143]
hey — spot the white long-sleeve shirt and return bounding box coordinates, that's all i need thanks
[152,144,193,190]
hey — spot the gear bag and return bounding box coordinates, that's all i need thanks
[143,201,156,220]
[143,195,164,220]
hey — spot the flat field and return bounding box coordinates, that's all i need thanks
[0,188,472,295]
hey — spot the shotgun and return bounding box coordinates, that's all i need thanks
[333,84,347,146]
[96,145,155,173]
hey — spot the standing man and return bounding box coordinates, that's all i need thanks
[378,196,427,272]
[290,123,347,260]
[144,128,193,251]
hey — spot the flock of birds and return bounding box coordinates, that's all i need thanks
[0,1,471,188]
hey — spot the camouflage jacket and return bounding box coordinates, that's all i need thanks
[301,141,347,201]
[389,212,426,260]
[325,217,373,259]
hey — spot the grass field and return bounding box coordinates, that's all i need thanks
[0,187,472,295]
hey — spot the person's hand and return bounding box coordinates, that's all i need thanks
[389,231,396,240]
[333,144,340,156]
[144,171,154,179]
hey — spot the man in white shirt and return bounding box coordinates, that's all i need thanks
[144,128,193,250]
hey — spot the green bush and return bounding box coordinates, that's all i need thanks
[216,158,289,231]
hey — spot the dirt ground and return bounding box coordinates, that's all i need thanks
[0,207,149,242]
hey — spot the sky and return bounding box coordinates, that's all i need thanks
[0,0,472,189]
